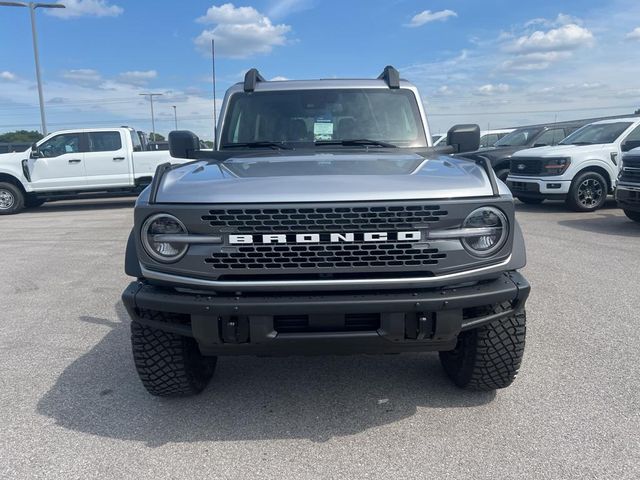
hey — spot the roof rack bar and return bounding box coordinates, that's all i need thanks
[378,65,400,89]
[244,68,266,92]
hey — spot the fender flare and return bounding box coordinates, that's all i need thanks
[124,229,143,278]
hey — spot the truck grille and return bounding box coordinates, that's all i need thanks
[621,156,640,183]
[201,204,447,233]
[205,243,445,270]
[510,158,543,176]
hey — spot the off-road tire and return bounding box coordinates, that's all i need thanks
[0,182,25,215]
[623,209,640,223]
[517,197,544,205]
[131,320,217,397]
[439,306,526,391]
[566,171,608,212]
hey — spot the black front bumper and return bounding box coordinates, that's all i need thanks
[506,180,565,200]
[616,185,640,212]
[122,272,530,356]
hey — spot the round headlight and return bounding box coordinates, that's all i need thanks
[461,207,509,257]
[141,213,188,263]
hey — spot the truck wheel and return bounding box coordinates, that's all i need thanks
[439,307,526,391]
[0,182,25,215]
[517,197,544,205]
[131,320,217,397]
[623,209,640,223]
[566,171,607,212]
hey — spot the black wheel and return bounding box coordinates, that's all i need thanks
[0,182,25,215]
[517,197,544,205]
[623,209,640,223]
[26,196,46,208]
[131,318,217,397]
[566,171,608,212]
[495,168,509,183]
[439,306,526,391]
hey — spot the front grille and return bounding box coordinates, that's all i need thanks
[620,167,640,183]
[510,158,543,175]
[201,204,447,233]
[205,243,445,270]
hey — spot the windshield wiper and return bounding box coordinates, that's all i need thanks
[221,141,293,150]
[315,139,397,148]
[562,141,593,146]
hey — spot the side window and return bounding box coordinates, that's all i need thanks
[535,128,565,146]
[623,125,640,142]
[480,134,499,147]
[89,132,122,152]
[39,133,82,158]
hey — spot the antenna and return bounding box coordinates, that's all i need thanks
[211,38,218,150]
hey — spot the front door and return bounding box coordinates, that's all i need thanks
[28,132,86,190]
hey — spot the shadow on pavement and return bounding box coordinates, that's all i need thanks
[37,302,495,446]
[514,198,619,213]
[557,211,640,237]
[28,198,135,214]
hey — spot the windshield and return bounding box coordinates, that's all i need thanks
[494,127,543,147]
[559,122,633,145]
[220,88,427,148]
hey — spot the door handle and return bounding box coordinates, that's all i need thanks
[68,159,82,163]
[113,157,125,161]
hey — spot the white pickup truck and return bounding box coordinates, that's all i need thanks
[0,127,177,214]
[506,117,640,211]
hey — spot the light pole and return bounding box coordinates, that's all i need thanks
[172,105,177,130]
[139,92,163,141]
[0,2,66,136]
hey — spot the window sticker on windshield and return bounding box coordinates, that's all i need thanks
[314,118,334,140]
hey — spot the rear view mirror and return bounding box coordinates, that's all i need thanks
[29,143,41,159]
[168,130,200,159]
[447,124,480,153]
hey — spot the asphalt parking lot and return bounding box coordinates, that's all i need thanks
[1,198,639,479]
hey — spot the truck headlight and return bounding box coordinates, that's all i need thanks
[542,157,571,175]
[141,213,188,263]
[461,207,509,257]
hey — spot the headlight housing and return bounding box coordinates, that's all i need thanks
[141,213,188,263]
[461,207,509,257]
[542,157,571,175]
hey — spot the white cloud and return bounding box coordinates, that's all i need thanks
[194,3,291,58]
[626,27,640,40]
[501,51,572,71]
[405,9,457,28]
[61,69,102,85]
[436,85,454,96]
[270,76,289,81]
[525,13,582,28]
[506,23,593,54]
[118,70,158,85]
[0,71,17,81]
[45,0,123,19]
[476,83,510,95]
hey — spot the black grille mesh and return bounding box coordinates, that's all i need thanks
[510,158,543,175]
[201,204,447,233]
[205,243,445,270]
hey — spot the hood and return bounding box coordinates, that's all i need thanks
[471,146,524,161]
[153,151,499,204]
[0,151,27,166]
[513,144,610,158]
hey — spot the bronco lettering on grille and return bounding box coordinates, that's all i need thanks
[229,231,421,244]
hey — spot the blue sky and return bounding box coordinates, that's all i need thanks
[1,0,640,139]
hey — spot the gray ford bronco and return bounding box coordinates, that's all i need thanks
[122,66,530,397]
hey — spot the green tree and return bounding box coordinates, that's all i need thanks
[149,133,165,141]
[0,130,43,143]
[635,108,640,115]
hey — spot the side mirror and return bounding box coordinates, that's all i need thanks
[168,130,200,159]
[447,124,480,153]
[621,140,640,152]
[30,143,41,159]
